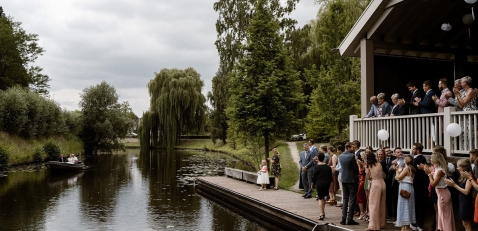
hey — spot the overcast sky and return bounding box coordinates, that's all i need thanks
[2,0,319,116]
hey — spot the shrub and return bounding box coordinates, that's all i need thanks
[43,141,61,161]
[0,145,10,171]
[33,147,44,163]
[329,128,350,147]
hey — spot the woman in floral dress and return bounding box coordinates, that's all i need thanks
[268,148,281,190]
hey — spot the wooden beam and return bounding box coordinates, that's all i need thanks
[385,0,411,9]
[373,41,478,56]
[367,7,393,39]
[400,2,441,42]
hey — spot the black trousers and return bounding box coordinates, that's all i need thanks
[414,185,428,228]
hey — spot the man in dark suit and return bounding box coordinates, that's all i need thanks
[352,140,362,161]
[415,80,437,114]
[391,93,408,116]
[398,82,422,115]
[58,154,68,162]
[302,139,318,198]
[411,143,428,231]
[339,142,359,226]
[383,147,396,220]
[299,143,309,191]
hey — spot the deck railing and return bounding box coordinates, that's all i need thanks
[349,107,478,155]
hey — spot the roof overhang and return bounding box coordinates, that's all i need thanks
[338,0,478,61]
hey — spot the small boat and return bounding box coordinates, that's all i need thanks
[45,161,85,172]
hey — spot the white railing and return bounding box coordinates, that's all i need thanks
[350,107,478,155]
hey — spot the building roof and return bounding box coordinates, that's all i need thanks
[338,0,478,61]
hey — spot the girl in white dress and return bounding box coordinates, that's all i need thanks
[257,160,270,190]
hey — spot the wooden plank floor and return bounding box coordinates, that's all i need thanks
[199,176,399,231]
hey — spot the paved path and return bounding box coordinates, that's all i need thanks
[287,142,302,191]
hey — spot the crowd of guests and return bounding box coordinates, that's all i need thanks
[298,139,478,231]
[364,76,476,118]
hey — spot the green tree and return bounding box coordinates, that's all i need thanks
[209,0,299,143]
[305,0,368,141]
[227,0,304,163]
[79,81,133,155]
[147,68,206,150]
[0,15,50,95]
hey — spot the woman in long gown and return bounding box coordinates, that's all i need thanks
[394,155,416,231]
[365,152,386,230]
[356,151,367,219]
[327,146,339,205]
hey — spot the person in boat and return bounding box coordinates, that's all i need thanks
[58,154,68,162]
[68,154,79,163]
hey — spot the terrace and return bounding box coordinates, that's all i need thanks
[339,0,478,155]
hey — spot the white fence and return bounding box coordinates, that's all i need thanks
[349,107,478,155]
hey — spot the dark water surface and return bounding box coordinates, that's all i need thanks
[0,149,263,231]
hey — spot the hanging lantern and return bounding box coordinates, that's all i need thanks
[441,23,452,31]
[463,14,474,25]
[465,0,477,4]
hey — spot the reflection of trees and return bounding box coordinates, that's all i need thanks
[0,170,62,230]
[138,150,203,229]
[78,153,133,226]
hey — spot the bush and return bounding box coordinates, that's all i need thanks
[0,145,10,171]
[43,141,61,161]
[329,128,350,147]
[33,147,44,163]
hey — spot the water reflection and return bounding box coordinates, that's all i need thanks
[0,149,264,231]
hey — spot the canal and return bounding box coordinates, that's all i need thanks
[0,149,264,230]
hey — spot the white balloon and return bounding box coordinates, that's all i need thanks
[377,129,389,141]
[446,123,462,137]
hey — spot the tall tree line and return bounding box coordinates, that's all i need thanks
[208,0,299,144]
[208,0,369,145]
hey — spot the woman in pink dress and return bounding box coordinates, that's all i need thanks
[327,146,339,205]
[424,153,456,231]
[365,152,386,230]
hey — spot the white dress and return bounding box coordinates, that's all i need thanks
[256,166,270,184]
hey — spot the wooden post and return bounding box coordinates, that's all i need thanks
[360,39,374,118]
[443,107,455,155]
[350,115,358,141]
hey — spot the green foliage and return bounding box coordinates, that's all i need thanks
[209,0,300,144]
[227,0,304,162]
[33,147,44,163]
[329,128,350,147]
[305,0,367,141]
[0,86,70,138]
[0,15,50,95]
[43,140,61,161]
[0,145,10,171]
[146,68,206,151]
[79,81,134,155]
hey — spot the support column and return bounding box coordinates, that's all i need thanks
[360,39,374,117]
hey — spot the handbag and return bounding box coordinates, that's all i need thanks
[399,189,411,199]
[364,178,371,191]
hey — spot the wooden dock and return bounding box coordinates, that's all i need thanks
[197,176,399,231]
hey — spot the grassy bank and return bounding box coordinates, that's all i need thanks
[0,132,83,166]
[176,139,299,190]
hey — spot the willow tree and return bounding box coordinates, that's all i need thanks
[227,0,304,163]
[147,68,206,150]
[305,0,368,141]
[208,0,299,144]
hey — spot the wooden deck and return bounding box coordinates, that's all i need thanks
[197,176,399,231]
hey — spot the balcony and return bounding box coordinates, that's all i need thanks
[349,107,477,155]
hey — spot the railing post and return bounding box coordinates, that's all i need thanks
[443,107,455,154]
[350,115,358,142]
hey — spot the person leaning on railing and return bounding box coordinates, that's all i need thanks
[390,93,408,116]
[364,96,379,118]
[376,93,392,117]
[447,79,464,111]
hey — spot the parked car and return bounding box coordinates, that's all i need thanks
[290,133,306,141]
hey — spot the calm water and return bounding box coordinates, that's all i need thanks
[0,149,264,231]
